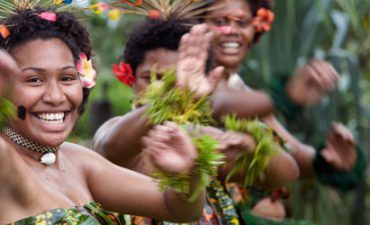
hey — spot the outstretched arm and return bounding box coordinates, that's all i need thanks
[93,106,152,172]
[195,126,299,188]
[88,122,205,222]
[212,59,339,120]
[263,116,357,179]
[216,130,299,188]
[0,50,19,189]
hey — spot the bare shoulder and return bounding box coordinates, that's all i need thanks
[61,142,106,162]
[59,142,118,173]
[0,135,16,159]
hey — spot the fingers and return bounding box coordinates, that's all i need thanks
[0,50,18,76]
[329,122,355,144]
[208,66,225,91]
[0,50,18,96]
[177,24,213,89]
[178,24,212,62]
[306,59,339,91]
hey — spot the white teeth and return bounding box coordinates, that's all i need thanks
[222,42,240,48]
[37,112,65,121]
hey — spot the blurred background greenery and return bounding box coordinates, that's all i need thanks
[2,0,369,224]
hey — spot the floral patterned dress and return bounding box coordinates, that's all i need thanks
[129,179,240,225]
[8,201,125,225]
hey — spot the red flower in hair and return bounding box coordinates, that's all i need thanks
[120,0,143,6]
[148,10,160,19]
[252,8,274,32]
[112,62,135,86]
[0,24,10,38]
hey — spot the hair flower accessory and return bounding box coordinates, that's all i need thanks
[0,24,11,38]
[54,0,72,5]
[37,12,58,22]
[108,8,122,21]
[76,53,97,89]
[89,2,109,15]
[147,10,160,19]
[120,0,143,6]
[112,62,135,87]
[252,8,274,32]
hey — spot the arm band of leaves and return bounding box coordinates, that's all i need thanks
[267,75,303,120]
[0,98,15,128]
[136,69,224,202]
[313,143,366,191]
[135,68,214,125]
[223,115,279,187]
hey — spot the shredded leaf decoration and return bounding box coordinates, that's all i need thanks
[136,67,214,125]
[223,115,279,187]
[136,68,224,202]
[0,98,16,128]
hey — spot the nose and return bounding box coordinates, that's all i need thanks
[228,21,240,34]
[42,80,66,105]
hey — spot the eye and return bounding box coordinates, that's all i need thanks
[61,72,79,82]
[212,17,228,26]
[27,77,43,83]
[61,75,78,82]
[237,18,252,27]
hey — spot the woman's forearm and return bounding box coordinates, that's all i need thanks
[211,87,275,120]
[93,106,152,169]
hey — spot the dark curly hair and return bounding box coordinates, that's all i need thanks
[124,19,191,76]
[0,7,93,114]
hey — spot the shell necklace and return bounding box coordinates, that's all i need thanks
[2,127,59,165]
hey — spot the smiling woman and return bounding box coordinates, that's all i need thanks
[0,1,207,225]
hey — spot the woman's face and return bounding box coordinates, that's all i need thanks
[8,38,83,147]
[205,0,255,72]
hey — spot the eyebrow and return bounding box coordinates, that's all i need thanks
[21,66,76,72]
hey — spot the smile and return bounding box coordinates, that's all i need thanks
[35,112,66,125]
[221,42,241,49]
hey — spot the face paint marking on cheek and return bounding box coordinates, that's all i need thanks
[17,105,26,120]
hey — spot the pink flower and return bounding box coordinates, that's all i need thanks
[38,12,57,22]
[76,53,97,89]
[112,62,135,86]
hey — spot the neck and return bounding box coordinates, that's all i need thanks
[2,127,59,165]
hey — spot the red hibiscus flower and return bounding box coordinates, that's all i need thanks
[112,62,135,86]
[252,8,275,33]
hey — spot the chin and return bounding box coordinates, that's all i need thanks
[33,128,71,147]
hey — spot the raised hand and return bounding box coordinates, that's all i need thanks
[142,122,198,174]
[0,50,18,97]
[176,24,224,98]
[285,59,339,106]
[321,122,356,171]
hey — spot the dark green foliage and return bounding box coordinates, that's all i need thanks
[0,98,15,128]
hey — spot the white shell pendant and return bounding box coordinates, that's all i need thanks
[40,152,56,165]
